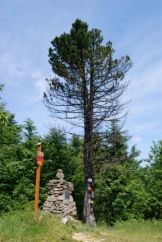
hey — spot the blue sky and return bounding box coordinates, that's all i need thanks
[0,0,162,159]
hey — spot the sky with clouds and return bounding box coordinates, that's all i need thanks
[0,0,162,159]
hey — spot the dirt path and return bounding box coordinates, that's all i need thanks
[72,232,105,242]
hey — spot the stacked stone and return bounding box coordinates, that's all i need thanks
[43,169,77,217]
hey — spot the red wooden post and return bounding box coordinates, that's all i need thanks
[34,143,44,213]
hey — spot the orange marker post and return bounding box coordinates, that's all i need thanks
[34,143,44,213]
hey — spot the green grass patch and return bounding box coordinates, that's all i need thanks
[73,219,162,242]
[106,219,162,242]
[1,207,162,242]
[0,206,76,242]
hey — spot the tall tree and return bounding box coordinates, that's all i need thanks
[148,141,162,168]
[93,120,130,163]
[22,118,38,141]
[0,103,22,212]
[147,141,162,218]
[44,19,132,224]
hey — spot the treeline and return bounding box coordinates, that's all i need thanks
[0,87,162,224]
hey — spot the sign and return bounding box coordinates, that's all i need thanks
[37,151,44,165]
[88,178,92,182]
[88,182,95,193]
[64,190,70,200]
[36,143,44,166]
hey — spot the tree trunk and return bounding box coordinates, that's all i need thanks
[83,109,96,225]
[83,188,95,225]
[81,56,95,225]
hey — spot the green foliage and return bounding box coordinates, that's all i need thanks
[42,129,73,183]
[22,118,38,141]
[103,121,129,161]
[93,120,139,165]
[0,106,84,215]
[145,141,162,219]
[95,163,151,224]
[149,140,162,168]
[68,135,84,219]
[1,83,162,227]
[0,106,21,145]
[1,103,162,225]
[0,109,40,212]
[41,130,84,217]
[0,103,23,212]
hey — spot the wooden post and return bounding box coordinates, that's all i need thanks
[34,143,44,213]
[34,165,41,212]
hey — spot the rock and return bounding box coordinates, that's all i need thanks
[43,169,77,218]
[71,210,77,216]
[46,195,57,202]
[56,169,64,180]
[57,195,64,201]
[43,201,53,208]
[61,217,68,224]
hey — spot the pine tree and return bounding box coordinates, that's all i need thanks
[44,19,132,224]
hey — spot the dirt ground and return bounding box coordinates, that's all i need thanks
[72,232,105,242]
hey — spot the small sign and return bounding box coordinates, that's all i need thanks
[64,191,70,199]
[36,151,44,166]
[88,178,92,182]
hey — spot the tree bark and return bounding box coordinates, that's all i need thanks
[83,107,96,225]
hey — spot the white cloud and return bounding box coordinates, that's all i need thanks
[128,103,159,116]
[26,70,48,102]
[128,63,162,95]
[131,135,142,143]
[133,122,156,133]
[34,77,47,101]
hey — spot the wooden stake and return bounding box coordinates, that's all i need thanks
[34,164,41,213]
[34,143,44,213]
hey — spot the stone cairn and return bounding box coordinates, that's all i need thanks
[43,169,77,218]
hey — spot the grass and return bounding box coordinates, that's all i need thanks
[0,207,162,242]
[0,206,76,242]
[74,219,162,242]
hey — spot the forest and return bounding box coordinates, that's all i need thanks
[0,82,162,225]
